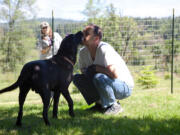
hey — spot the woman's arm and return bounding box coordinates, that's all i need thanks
[41,46,51,54]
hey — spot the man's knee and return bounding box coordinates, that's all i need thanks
[93,73,108,85]
[94,73,105,79]
[125,88,132,97]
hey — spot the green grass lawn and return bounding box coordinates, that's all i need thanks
[0,75,180,135]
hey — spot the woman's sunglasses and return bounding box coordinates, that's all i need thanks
[42,26,48,29]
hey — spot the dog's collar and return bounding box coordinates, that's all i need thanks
[62,56,74,66]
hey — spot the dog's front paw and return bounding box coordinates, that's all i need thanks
[45,121,51,126]
[52,115,58,119]
[69,111,75,117]
[16,121,22,127]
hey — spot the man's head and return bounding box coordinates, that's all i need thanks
[82,24,102,47]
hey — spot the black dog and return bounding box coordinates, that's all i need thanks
[0,31,83,126]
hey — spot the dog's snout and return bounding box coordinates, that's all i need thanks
[75,31,84,44]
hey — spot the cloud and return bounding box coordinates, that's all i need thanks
[35,0,86,20]
[35,0,180,20]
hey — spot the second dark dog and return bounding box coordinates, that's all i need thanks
[0,31,83,126]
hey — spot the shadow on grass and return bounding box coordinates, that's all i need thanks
[0,106,180,135]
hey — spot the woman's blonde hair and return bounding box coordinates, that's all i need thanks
[41,26,53,39]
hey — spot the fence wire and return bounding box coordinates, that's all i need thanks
[0,16,180,91]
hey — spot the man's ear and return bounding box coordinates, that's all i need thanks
[94,36,100,44]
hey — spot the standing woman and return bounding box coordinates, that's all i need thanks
[37,21,62,60]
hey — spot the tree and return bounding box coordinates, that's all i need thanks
[82,0,105,20]
[151,43,162,69]
[0,0,37,72]
[162,39,180,71]
[103,5,139,64]
[84,3,139,64]
[118,17,138,61]
[137,66,158,89]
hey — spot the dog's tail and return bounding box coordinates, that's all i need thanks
[0,80,19,94]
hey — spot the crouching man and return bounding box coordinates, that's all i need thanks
[73,24,134,115]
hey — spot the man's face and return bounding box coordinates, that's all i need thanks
[83,27,96,46]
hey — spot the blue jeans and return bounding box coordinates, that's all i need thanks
[93,73,132,108]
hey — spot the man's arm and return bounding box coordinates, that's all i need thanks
[95,64,119,79]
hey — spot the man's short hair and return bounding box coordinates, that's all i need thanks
[86,24,102,40]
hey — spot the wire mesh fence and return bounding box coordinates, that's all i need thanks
[0,15,180,91]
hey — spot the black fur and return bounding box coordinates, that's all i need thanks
[0,31,83,126]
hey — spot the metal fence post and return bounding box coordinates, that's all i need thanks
[52,10,54,56]
[171,8,175,94]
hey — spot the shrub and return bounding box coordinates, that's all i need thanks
[137,66,159,88]
[164,72,171,80]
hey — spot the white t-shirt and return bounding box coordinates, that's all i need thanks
[79,41,134,89]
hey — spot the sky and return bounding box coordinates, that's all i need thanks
[31,0,180,20]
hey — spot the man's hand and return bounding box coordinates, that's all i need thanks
[85,64,97,80]
[83,64,119,80]
[95,65,119,79]
[106,65,119,79]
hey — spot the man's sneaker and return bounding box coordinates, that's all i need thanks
[87,103,103,112]
[104,103,123,115]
